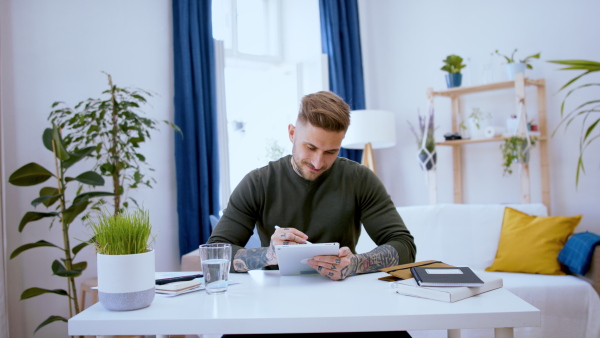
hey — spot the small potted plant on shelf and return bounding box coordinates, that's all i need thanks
[495,49,541,80]
[500,136,537,175]
[90,208,156,311]
[441,54,467,88]
[467,107,493,139]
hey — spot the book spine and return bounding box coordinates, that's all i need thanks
[410,267,423,286]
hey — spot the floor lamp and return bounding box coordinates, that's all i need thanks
[341,110,396,174]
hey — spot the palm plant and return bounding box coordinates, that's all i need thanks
[547,59,600,186]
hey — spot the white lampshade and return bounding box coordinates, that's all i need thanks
[342,110,396,149]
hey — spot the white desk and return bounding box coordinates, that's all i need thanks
[68,271,540,337]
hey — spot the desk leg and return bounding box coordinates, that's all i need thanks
[494,328,514,338]
[447,329,461,338]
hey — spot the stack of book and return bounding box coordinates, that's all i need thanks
[393,267,503,303]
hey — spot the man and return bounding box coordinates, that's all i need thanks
[208,91,415,281]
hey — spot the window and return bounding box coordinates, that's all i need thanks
[212,0,323,198]
[212,0,281,61]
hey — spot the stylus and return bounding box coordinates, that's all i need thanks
[274,225,312,244]
[156,274,203,285]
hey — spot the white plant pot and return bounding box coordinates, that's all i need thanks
[468,117,491,140]
[97,250,155,311]
[506,63,526,80]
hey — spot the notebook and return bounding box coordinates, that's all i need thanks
[410,266,484,287]
[275,243,339,276]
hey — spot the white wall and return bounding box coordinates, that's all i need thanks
[1,1,178,337]
[359,0,600,234]
[2,0,600,337]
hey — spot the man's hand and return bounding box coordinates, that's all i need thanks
[307,247,358,281]
[233,227,309,272]
[307,244,400,281]
[272,227,309,246]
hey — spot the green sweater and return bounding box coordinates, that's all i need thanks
[207,155,416,265]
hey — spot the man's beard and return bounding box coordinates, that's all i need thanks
[290,150,328,182]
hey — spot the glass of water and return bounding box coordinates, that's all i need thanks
[199,243,232,295]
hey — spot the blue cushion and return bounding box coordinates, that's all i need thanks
[558,231,600,275]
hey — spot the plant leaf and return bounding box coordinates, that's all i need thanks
[72,241,90,255]
[72,191,118,206]
[63,146,96,169]
[10,240,60,259]
[42,128,54,152]
[8,163,54,186]
[18,211,59,232]
[62,200,89,225]
[38,187,61,207]
[51,260,83,277]
[72,261,88,272]
[21,287,68,300]
[51,125,70,160]
[72,171,105,186]
[31,193,62,208]
[34,315,68,334]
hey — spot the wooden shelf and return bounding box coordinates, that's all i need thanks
[429,78,546,98]
[428,73,551,211]
[436,134,545,146]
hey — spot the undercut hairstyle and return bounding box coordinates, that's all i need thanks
[297,91,351,132]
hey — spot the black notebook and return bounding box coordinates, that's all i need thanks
[410,266,484,287]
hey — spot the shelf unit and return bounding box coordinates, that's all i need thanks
[428,73,551,211]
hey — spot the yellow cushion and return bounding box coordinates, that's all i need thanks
[486,207,582,275]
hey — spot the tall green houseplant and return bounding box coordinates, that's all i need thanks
[547,59,600,186]
[9,126,115,333]
[49,73,180,215]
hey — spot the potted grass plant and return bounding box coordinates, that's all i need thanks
[90,208,156,311]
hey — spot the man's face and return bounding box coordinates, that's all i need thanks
[288,121,345,181]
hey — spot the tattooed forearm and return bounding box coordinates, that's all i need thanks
[354,244,399,275]
[232,243,277,272]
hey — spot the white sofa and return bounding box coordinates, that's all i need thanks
[356,203,600,338]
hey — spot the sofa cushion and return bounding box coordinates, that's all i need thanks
[356,203,548,270]
[559,231,600,275]
[486,207,581,275]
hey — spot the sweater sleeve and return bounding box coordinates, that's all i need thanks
[357,167,416,264]
[206,170,263,267]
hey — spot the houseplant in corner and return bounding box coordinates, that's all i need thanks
[547,59,600,187]
[441,54,466,88]
[49,73,181,215]
[89,208,156,311]
[495,49,541,80]
[8,125,115,334]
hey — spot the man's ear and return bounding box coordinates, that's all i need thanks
[288,124,295,142]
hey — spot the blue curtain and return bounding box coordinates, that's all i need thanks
[172,0,220,256]
[319,0,366,162]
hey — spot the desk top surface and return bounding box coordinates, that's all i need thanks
[69,270,540,335]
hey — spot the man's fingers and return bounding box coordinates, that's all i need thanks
[272,227,309,245]
[309,259,344,281]
[339,246,352,257]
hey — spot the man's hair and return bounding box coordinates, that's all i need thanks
[297,91,351,132]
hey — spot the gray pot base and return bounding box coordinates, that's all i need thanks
[99,287,155,311]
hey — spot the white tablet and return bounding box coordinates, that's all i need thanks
[275,243,340,276]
